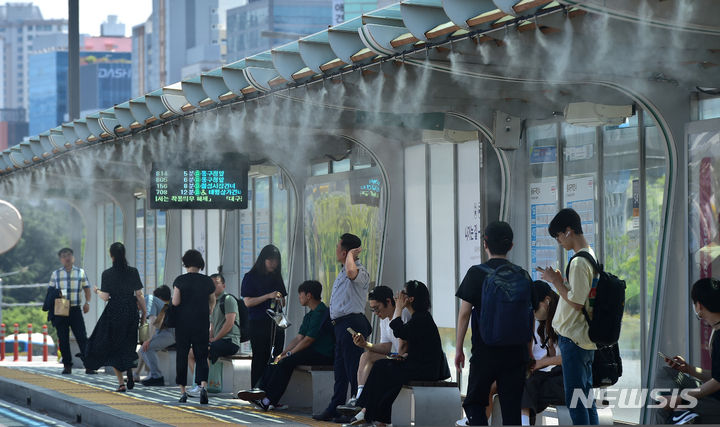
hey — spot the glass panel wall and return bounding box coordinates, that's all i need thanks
[305,143,385,303]
[699,96,720,120]
[602,116,640,424]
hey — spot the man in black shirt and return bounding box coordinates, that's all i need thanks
[657,278,720,424]
[455,221,532,426]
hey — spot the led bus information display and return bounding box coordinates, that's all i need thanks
[149,154,249,209]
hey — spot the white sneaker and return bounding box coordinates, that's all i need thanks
[187,385,202,397]
[455,417,468,426]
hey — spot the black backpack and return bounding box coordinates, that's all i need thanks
[565,251,626,346]
[219,294,250,343]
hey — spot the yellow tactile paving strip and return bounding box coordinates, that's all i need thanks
[0,367,334,426]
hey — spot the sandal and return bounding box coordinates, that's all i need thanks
[178,393,188,403]
[115,385,127,393]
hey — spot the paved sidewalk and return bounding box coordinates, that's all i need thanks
[0,365,332,426]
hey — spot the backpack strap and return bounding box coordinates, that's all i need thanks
[219,294,242,329]
[564,251,600,327]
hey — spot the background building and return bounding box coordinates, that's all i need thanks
[28,50,131,135]
[0,3,67,122]
[226,0,333,63]
[101,15,125,37]
[0,108,26,150]
[132,0,224,97]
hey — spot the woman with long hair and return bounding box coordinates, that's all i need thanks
[173,249,216,404]
[351,280,450,426]
[521,280,565,425]
[241,244,288,387]
[85,242,147,392]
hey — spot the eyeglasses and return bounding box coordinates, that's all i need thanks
[369,305,380,313]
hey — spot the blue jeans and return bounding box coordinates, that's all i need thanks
[325,313,371,415]
[559,335,598,425]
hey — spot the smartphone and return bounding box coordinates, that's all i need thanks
[658,351,670,360]
[346,327,357,336]
[535,266,545,272]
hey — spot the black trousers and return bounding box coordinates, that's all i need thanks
[259,348,333,405]
[54,306,88,367]
[357,358,413,424]
[209,338,239,364]
[326,313,372,414]
[249,317,285,388]
[463,353,526,426]
[175,328,209,386]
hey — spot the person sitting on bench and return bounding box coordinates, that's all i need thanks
[237,280,334,410]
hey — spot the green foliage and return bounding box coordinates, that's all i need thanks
[1,306,57,345]
[304,179,383,303]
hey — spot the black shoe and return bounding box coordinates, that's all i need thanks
[141,376,164,386]
[313,410,336,421]
[333,415,354,424]
[178,393,188,403]
[85,369,97,374]
[250,399,269,411]
[200,387,208,404]
[126,370,134,390]
[237,389,266,401]
[337,402,362,416]
[61,366,72,375]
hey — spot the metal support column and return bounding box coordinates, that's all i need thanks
[68,0,79,121]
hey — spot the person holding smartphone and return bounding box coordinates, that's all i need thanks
[654,278,720,425]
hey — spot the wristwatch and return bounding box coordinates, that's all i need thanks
[286,351,292,357]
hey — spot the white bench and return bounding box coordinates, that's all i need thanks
[392,381,462,427]
[279,365,335,414]
[217,354,252,393]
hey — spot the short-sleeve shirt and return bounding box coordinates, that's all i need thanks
[173,273,215,332]
[146,294,166,318]
[711,329,720,399]
[49,266,90,307]
[552,247,598,350]
[329,262,370,320]
[456,258,529,362]
[379,309,411,353]
[100,266,143,298]
[211,293,242,348]
[298,302,334,357]
[240,271,287,320]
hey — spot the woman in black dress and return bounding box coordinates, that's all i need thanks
[355,280,450,426]
[240,244,287,387]
[173,249,216,404]
[85,242,147,392]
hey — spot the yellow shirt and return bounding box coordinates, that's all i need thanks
[552,247,598,350]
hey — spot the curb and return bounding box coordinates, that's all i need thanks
[0,375,169,427]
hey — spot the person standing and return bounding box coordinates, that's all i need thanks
[540,208,598,425]
[173,249,216,404]
[241,245,287,388]
[455,221,533,426]
[48,247,93,375]
[84,242,147,392]
[314,233,371,423]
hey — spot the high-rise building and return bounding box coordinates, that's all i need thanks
[132,0,222,97]
[28,50,131,136]
[0,3,67,120]
[101,15,125,37]
[0,108,27,150]
[226,0,334,64]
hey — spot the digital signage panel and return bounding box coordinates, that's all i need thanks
[149,153,249,210]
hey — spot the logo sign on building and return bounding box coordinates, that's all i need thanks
[332,0,345,25]
[97,66,130,79]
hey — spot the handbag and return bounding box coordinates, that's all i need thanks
[138,322,150,343]
[54,291,70,317]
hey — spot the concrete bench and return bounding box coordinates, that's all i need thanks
[217,354,252,393]
[391,381,462,427]
[537,404,613,425]
[279,365,334,414]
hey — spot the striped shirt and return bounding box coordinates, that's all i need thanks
[49,266,90,307]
